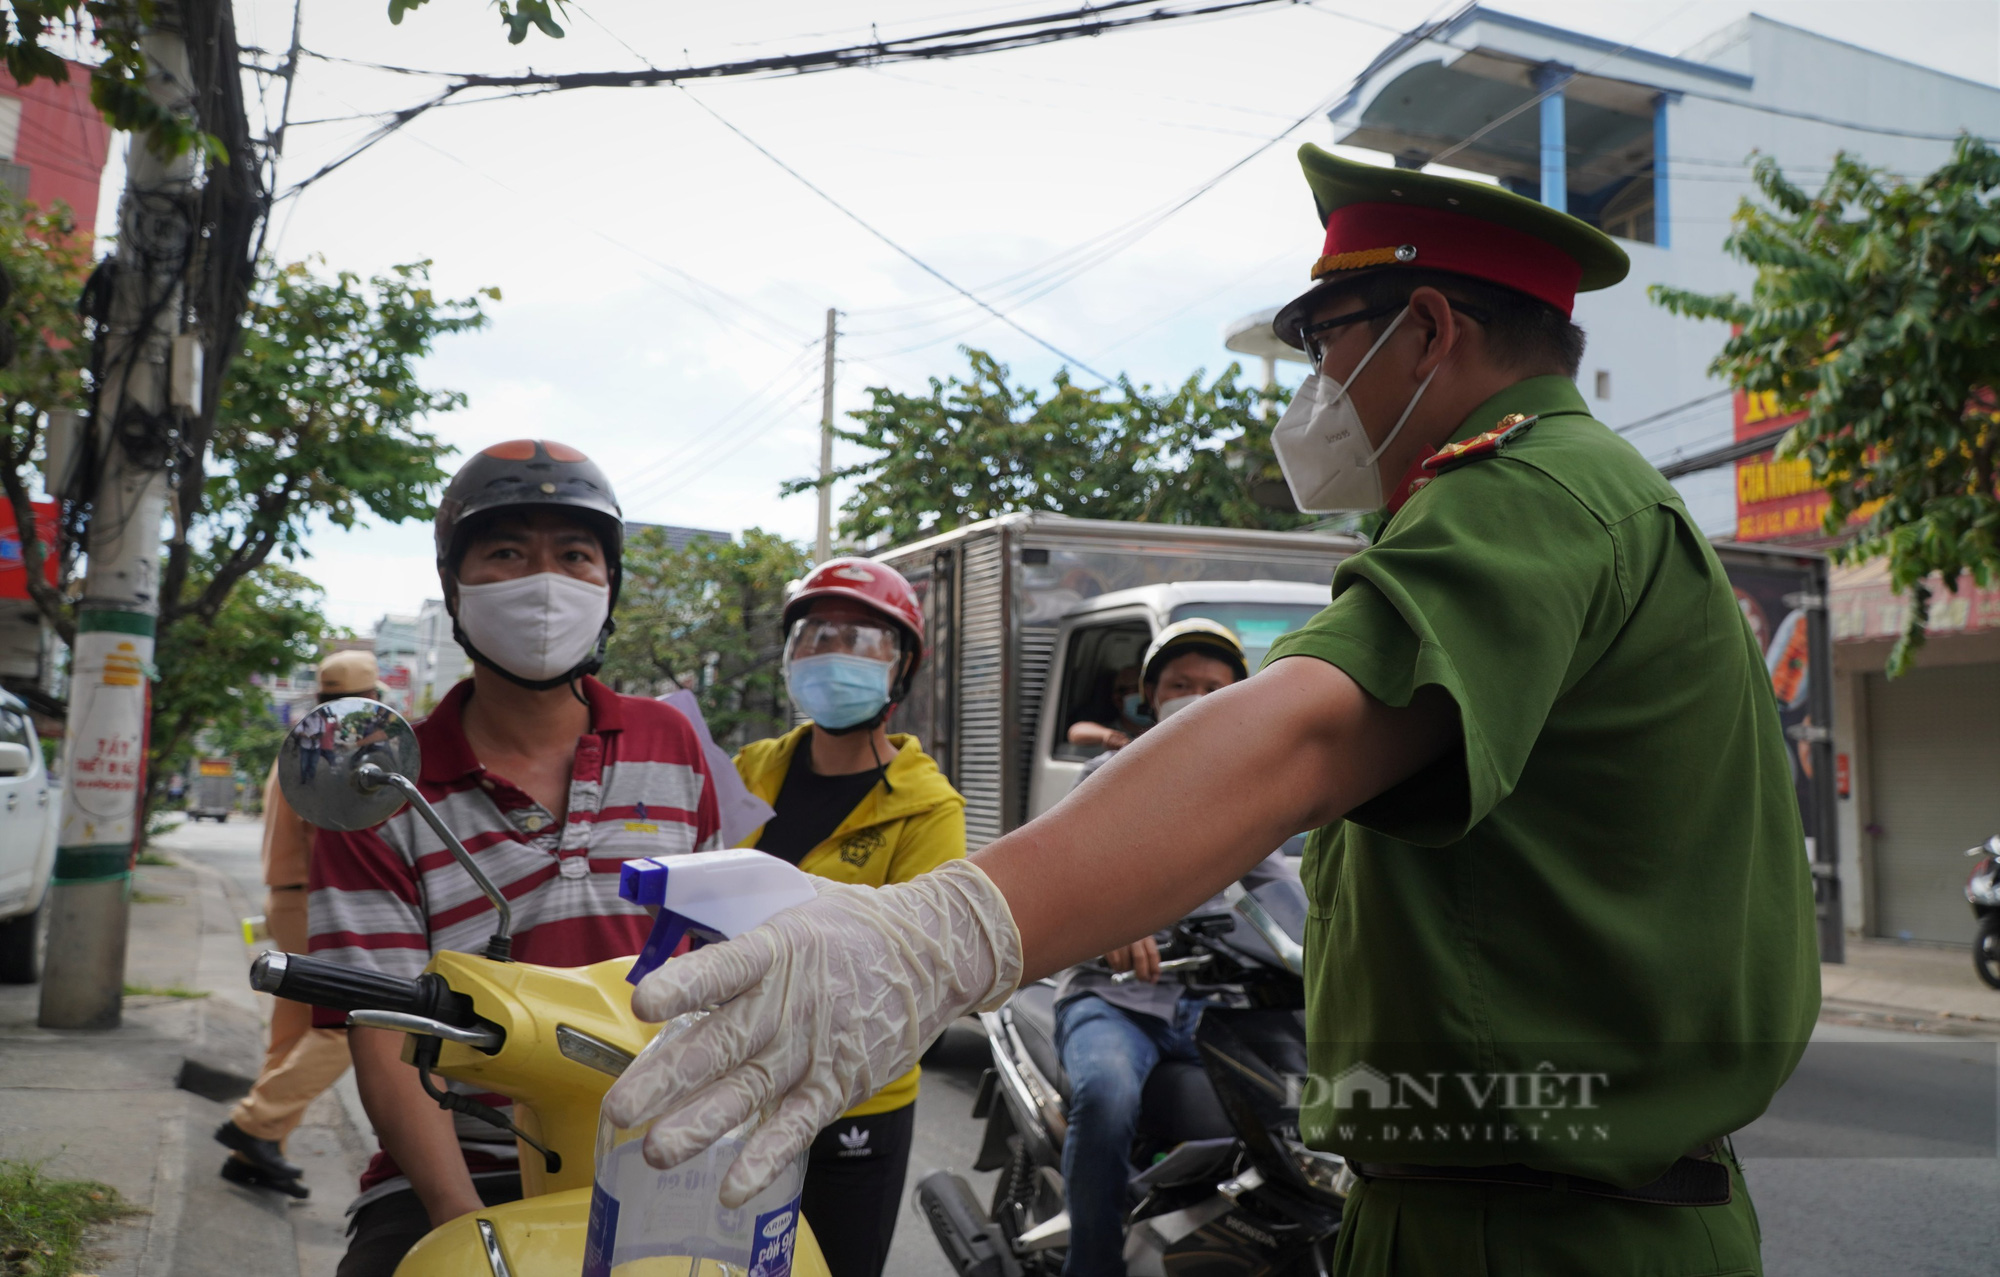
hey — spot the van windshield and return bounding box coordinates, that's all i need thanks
[1169,602,1324,673]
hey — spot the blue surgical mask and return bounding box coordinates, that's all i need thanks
[1121,692,1153,725]
[787,653,894,730]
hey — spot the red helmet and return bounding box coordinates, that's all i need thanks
[784,557,925,677]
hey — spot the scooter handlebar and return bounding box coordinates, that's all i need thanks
[250,951,479,1028]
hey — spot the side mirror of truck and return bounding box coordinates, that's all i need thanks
[0,742,30,777]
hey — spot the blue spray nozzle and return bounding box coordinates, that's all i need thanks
[620,849,818,987]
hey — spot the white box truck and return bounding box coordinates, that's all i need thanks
[873,513,1364,847]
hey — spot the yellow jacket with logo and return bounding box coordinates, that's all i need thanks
[734,725,966,1114]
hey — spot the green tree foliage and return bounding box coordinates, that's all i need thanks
[1,1,227,161]
[129,259,488,808]
[794,347,1304,545]
[0,245,485,812]
[151,563,329,809]
[0,193,90,626]
[170,258,489,629]
[602,527,811,751]
[388,0,568,43]
[1652,136,2000,675]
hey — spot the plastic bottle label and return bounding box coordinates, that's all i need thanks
[582,1181,619,1277]
[582,1135,775,1274]
[748,1194,803,1277]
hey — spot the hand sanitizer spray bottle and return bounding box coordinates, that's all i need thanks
[582,849,818,1277]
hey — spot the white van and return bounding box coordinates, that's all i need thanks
[0,686,57,981]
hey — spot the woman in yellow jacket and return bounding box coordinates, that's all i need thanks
[735,556,964,1277]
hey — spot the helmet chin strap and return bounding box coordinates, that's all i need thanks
[811,710,898,793]
[816,706,891,737]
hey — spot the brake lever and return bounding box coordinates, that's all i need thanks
[348,1008,503,1051]
[1111,955,1212,985]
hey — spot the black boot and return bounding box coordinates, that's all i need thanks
[214,1120,303,1179]
[220,1156,310,1199]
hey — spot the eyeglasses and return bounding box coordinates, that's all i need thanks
[1296,300,1491,376]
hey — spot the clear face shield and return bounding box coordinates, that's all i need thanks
[782,616,903,669]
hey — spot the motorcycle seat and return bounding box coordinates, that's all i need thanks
[1138,1060,1234,1144]
[1005,984,1234,1144]
[1008,981,1070,1101]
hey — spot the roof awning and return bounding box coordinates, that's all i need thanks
[1337,54,1659,194]
[1324,7,1754,244]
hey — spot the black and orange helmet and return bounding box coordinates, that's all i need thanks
[434,439,625,605]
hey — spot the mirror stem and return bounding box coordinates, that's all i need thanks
[360,764,515,958]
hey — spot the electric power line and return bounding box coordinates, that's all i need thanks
[281,0,1306,200]
[672,86,1121,383]
[616,345,828,500]
[1612,388,1734,437]
[834,2,1478,354]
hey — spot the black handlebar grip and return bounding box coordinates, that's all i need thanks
[249,952,477,1027]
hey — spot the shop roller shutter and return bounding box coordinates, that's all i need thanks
[1865,662,2000,944]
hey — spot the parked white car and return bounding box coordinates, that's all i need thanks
[0,686,56,982]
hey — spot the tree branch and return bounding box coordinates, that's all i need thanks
[0,420,73,644]
[170,474,300,628]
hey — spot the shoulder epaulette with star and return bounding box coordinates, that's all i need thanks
[1419,412,1540,476]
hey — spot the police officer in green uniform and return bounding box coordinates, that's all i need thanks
[599,147,1822,1277]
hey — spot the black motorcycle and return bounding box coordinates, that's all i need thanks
[917,873,1347,1277]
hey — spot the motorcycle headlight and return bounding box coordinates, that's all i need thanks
[1281,1137,1354,1199]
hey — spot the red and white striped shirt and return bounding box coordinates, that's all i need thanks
[307,677,722,1199]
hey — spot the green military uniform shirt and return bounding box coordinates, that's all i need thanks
[1264,375,1820,1191]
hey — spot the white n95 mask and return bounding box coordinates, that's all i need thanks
[1272,306,1441,513]
[455,572,610,685]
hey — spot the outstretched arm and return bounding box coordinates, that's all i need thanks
[985,655,1452,980]
[604,654,1453,1206]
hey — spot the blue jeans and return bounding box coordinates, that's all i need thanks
[1053,993,1206,1277]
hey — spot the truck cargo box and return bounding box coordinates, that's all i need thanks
[875,513,1363,846]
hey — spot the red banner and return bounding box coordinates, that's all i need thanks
[0,500,57,601]
[1732,390,1820,542]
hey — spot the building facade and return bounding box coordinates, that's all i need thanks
[413,598,468,713]
[0,61,110,721]
[1231,8,2000,945]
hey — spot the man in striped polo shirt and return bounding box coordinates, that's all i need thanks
[308,441,723,1277]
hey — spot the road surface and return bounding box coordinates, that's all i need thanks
[157,816,1998,1276]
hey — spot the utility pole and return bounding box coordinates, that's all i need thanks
[40,13,198,1029]
[814,307,837,564]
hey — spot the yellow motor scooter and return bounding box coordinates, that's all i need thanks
[254,697,832,1277]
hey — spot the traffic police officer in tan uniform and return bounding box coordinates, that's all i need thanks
[600,147,1821,1277]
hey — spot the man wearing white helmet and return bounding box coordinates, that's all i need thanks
[1060,620,1297,1275]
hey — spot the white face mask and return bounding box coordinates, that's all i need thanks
[455,572,610,684]
[1272,306,1442,513]
[1155,694,1200,722]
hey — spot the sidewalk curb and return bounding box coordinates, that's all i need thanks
[143,834,374,1277]
[0,855,292,1276]
[1819,995,2000,1038]
[139,1099,189,1277]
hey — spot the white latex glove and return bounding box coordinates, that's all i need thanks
[601,859,1023,1207]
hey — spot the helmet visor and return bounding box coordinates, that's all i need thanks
[784,616,902,667]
